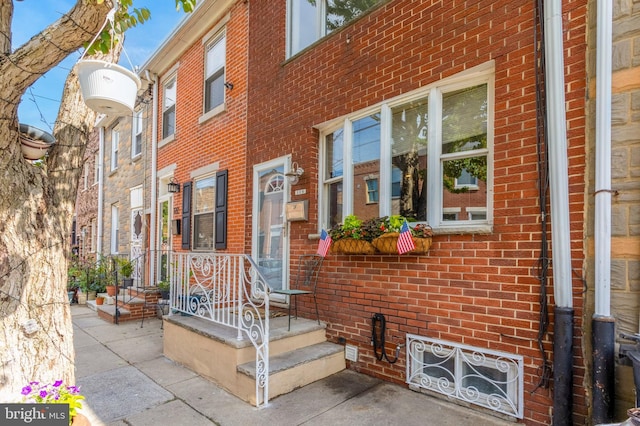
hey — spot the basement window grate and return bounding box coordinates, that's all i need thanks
[406,334,524,419]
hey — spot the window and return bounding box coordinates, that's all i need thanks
[365,178,378,203]
[111,129,119,171]
[83,162,89,190]
[90,219,97,253]
[111,204,119,254]
[321,70,492,230]
[132,110,143,157]
[193,175,216,250]
[204,34,226,113]
[93,153,99,185]
[288,0,382,57]
[406,334,523,419]
[163,77,176,139]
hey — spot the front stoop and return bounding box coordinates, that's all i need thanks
[96,288,160,323]
[163,315,346,405]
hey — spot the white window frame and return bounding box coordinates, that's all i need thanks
[204,32,226,115]
[132,110,143,158]
[110,129,119,171]
[90,219,97,253]
[162,76,177,140]
[93,153,99,185]
[193,174,216,251]
[83,162,89,190]
[111,204,119,254]
[318,65,494,233]
[287,0,382,58]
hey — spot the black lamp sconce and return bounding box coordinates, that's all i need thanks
[167,178,180,193]
[224,82,234,90]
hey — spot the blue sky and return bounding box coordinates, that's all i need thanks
[13,1,186,131]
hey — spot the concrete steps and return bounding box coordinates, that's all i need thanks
[163,314,346,405]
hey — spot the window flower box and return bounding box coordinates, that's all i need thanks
[329,215,433,255]
[371,232,432,254]
[330,238,377,255]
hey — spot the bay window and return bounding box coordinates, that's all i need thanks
[321,71,493,231]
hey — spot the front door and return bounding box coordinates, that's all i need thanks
[253,158,289,295]
[157,197,172,283]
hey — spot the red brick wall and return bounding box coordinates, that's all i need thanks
[157,0,249,253]
[247,1,588,424]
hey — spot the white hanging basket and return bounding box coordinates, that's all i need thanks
[19,123,55,160]
[77,60,141,116]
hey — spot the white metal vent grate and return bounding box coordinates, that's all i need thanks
[345,344,358,362]
[406,334,524,419]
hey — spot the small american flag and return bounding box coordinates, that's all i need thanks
[317,229,332,257]
[397,220,415,255]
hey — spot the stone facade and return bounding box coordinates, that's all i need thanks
[586,0,640,418]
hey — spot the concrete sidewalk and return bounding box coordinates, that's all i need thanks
[72,305,515,426]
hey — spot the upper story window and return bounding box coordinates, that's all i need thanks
[163,77,176,139]
[287,0,382,57]
[320,69,493,231]
[132,110,143,157]
[93,153,99,185]
[204,33,226,113]
[83,162,89,190]
[110,129,119,171]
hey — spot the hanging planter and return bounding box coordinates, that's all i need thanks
[76,7,141,116]
[77,60,141,116]
[19,123,55,160]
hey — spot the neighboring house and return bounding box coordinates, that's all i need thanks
[74,127,100,261]
[98,94,151,281]
[246,1,587,425]
[585,0,640,419]
[140,0,248,283]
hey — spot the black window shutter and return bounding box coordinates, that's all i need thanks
[215,170,228,250]
[181,181,192,250]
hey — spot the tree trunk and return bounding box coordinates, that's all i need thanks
[0,0,114,401]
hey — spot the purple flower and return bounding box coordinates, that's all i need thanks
[39,390,48,398]
[21,386,32,395]
[53,380,63,387]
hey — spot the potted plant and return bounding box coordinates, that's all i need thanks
[329,214,377,254]
[157,280,170,300]
[117,258,134,288]
[96,257,116,296]
[370,215,433,254]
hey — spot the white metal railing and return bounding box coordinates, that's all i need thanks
[167,252,270,407]
[406,334,524,419]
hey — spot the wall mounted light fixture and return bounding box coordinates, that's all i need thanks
[167,178,180,193]
[285,161,304,185]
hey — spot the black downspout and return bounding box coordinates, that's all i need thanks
[553,307,574,426]
[592,317,615,423]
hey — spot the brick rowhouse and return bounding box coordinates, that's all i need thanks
[246,1,587,425]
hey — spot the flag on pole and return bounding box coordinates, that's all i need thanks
[317,229,332,257]
[397,220,415,255]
